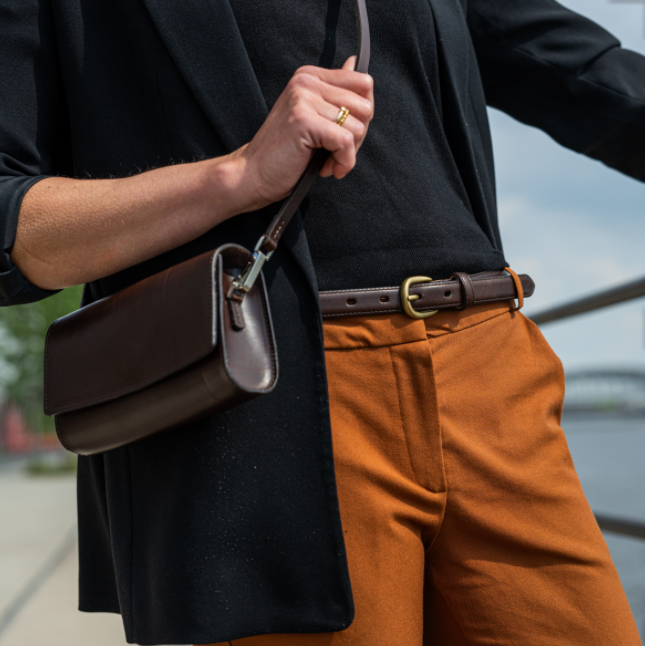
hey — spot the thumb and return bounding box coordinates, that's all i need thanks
[341,56,357,71]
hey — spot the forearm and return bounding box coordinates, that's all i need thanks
[11,152,252,290]
[9,61,373,293]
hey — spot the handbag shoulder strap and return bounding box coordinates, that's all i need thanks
[230,0,371,296]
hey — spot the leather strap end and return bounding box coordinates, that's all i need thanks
[227,298,246,331]
[262,237,278,253]
[505,267,525,311]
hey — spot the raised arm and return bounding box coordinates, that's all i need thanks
[468,0,645,182]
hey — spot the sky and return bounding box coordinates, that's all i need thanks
[488,0,645,371]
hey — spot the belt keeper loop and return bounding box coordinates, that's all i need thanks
[505,267,524,311]
[453,272,475,310]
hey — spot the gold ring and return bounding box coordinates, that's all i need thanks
[335,106,350,126]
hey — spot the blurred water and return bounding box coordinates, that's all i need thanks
[562,414,645,638]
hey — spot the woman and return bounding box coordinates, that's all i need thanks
[0,0,643,643]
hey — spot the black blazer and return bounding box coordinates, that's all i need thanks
[0,0,643,643]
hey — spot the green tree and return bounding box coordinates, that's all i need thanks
[0,286,83,433]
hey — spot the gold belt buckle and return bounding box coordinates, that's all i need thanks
[400,276,439,320]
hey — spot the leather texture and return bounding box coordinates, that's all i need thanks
[318,271,535,318]
[453,271,475,310]
[45,251,218,416]
[44,0,369,457]
[47,245,278,455]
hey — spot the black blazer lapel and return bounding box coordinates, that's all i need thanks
[140,0,320,294]
[140,0,267,151]
[426,0,498,246]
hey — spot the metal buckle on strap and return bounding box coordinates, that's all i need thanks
[228,236,275,297]
[400,276,439,320]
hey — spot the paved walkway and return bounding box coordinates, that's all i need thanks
[0,456,130,646]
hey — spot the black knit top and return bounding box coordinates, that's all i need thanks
[229,0,508,290]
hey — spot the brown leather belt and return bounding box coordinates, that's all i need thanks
[318,271,535,319]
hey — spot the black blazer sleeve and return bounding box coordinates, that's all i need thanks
[0,0,66,305]
[468,0,645,182]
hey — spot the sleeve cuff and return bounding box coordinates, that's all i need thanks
[0,174,60,305]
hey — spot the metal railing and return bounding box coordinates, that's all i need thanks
[595,514,645,541]
[530,274,645,541]
[530,275,645,326]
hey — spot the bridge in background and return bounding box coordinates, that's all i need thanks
[564,368,645,413]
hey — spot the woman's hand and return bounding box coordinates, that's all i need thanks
[233,56,374,211]
[12,59,373,290]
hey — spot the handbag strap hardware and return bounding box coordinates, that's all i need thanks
[229,0,371,298]
[227,236,275,297]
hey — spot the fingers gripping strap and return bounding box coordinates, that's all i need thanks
[230,0,370,296]
[260,0,371,254]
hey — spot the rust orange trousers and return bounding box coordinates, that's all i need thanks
[208,302,641,645]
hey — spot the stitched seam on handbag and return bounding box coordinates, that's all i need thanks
[216,250,244,393]
[259,277,278,387]
[219,275,277,393]
[230,243,277,387]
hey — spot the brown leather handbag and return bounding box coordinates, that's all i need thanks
[43,0,371,456]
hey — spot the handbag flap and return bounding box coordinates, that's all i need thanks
[44,250,219,416]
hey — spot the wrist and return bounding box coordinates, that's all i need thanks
[199,147,268,222]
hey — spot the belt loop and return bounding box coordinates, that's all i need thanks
[453,272,475,310]
[505,267,524,311]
